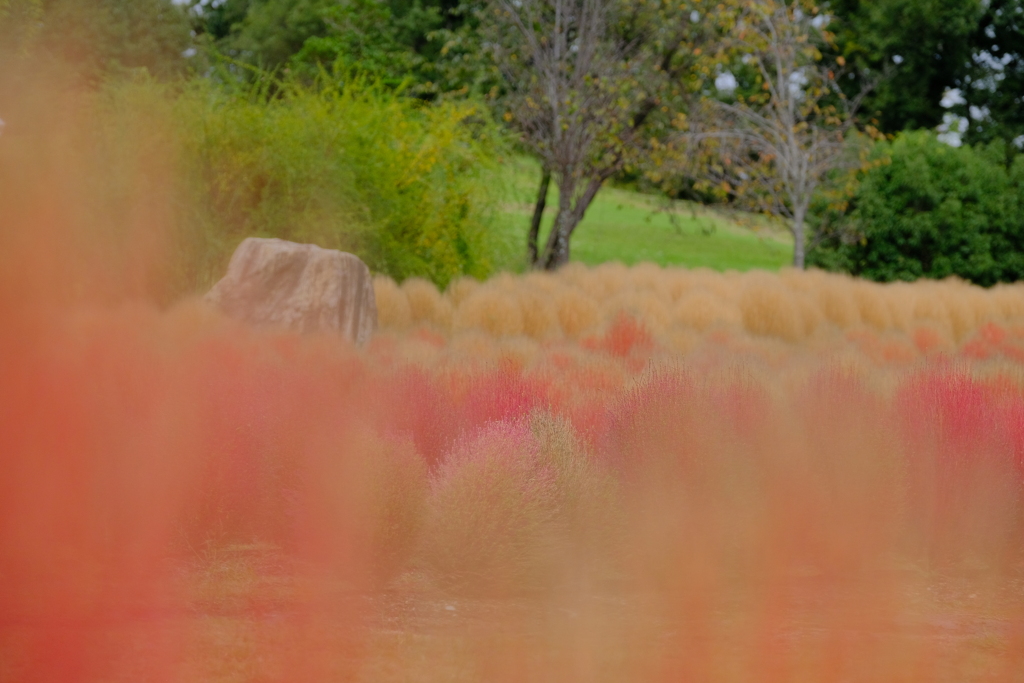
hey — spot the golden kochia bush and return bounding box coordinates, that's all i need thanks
[416,412,619,596]
[374,264,1024,356]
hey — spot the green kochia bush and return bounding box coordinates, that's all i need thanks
[809,131,1024,286]
[172,76,507,291]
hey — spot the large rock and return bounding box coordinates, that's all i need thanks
[206,238,377,344]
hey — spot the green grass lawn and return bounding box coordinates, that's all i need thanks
[495,157,793,272]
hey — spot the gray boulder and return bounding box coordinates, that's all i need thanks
[206,237,377,344]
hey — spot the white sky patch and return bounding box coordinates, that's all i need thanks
[715,71,738,94]
[937,112,968,147]
[1014,135,1024,150]
[892,54,904,65]
[969,104,990,121]
[788,68,808,99]
[811,14,830,29]
[940,88,966,108]
[690,10,700,23]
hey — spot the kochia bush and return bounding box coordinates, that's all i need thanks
[419,420,561,595]
[417,413,618,596]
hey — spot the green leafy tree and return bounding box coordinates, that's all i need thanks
[808,131,1024,285]
[827,0,984,133]
[485,0,733,269]
[203,0,334,69]
[289,0,422,84]
[191,0,487,95]
[950,0,1024,148]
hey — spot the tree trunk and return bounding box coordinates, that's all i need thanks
[792,206,806,269]
[540,176,605,270]
[542,209,573,269]
[540,174,578,270]
[527,166,551,268]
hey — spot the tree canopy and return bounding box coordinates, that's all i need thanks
[189,0,488,95]
[826,0,1023,146]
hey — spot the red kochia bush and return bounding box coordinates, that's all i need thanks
[372,364,557,469]
[583,312,654,358]
[0,309,380,682]
[0,311,197,683]
[374,367,456,467]
[897,371,1024,566]
[417,413,619,596]
[419,419,560,595]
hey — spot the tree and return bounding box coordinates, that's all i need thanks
[215,0,335,70]
[483,0,729,269]
[951,0,1024,149]
[826,0,984,134]
[190,0,488,96]
[670,0,871,268]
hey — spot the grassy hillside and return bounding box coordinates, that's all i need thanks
[496,157,793,272]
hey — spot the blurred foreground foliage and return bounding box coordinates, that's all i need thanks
[809,131,1024,286]
[0,0,192,79]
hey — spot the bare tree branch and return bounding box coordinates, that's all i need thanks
[668,0,879,268]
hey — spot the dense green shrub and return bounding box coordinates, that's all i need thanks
[151,76,509,292]
[809,131,1024,286]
